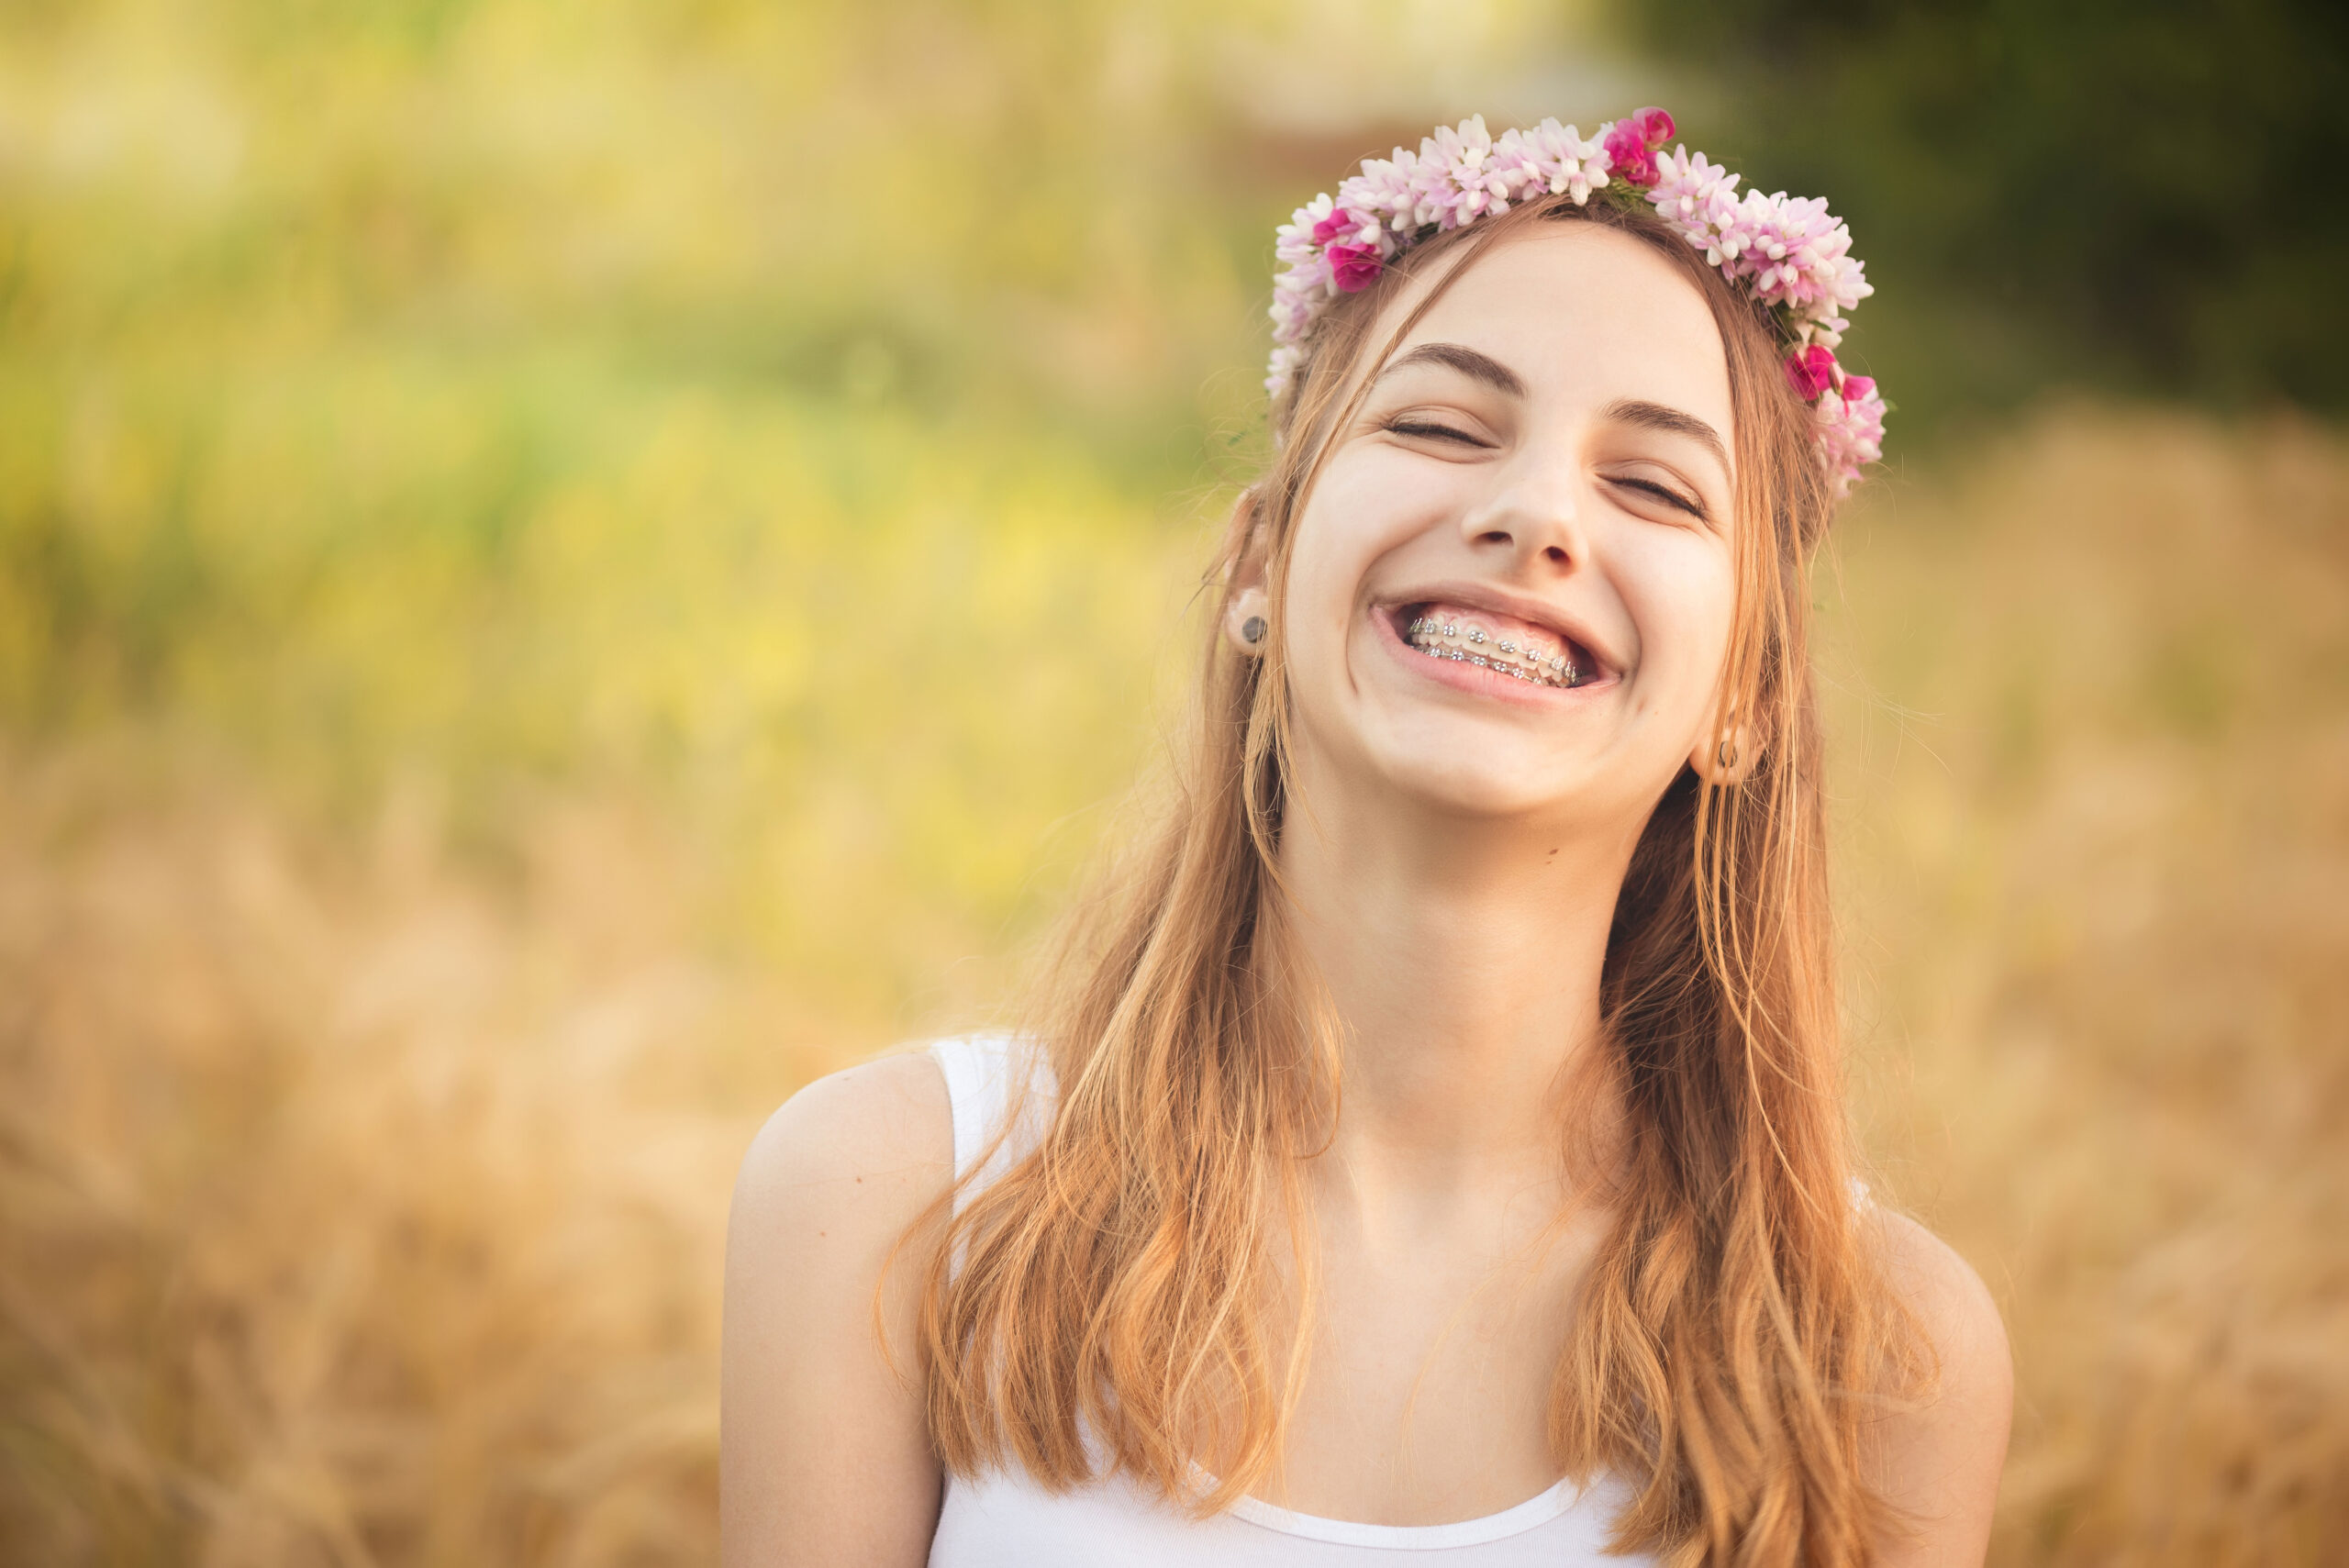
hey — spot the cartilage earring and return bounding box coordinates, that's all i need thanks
[1241,615,1267,645]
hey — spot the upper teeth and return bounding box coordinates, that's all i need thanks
[1406,613,1579,686]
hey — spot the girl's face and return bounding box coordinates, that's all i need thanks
[1274,222,1741,829]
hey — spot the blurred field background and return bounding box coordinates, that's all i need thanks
[2,1,2343,1563]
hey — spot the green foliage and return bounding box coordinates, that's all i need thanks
[1624,0,2349,425]
[0,0,1312,1010]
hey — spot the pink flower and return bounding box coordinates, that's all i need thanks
[1814,376,1888,495]
[1310,206,1357,245]
[1263,109,1886,495]
[1784,345,1836,400]
[1326,243,1383,293]
[1603,120,1659,187]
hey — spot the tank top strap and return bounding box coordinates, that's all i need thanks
[928,1032,1056,1217]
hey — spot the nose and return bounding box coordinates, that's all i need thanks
[1454,464,1589,576]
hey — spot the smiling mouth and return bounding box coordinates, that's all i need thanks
[1398,602,1591,689]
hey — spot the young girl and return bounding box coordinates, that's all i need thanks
[722,112,2010,1567]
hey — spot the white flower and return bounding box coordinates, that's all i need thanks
[1337,158,1417,238]
[1411,117,1507,228]
[1264,111,1885,490]
[1733,193,1870,326]
[1266,341,1308,398]
[1646,149,1742,252]
[1497,118,1610,205]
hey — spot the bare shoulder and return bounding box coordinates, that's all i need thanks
[1865,1208,2013,1567]
[1876,1210,2009,1392]
[732,1050,954,1218]
[720,1051,954,1568]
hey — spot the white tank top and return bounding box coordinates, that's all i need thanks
[925,1033,1655,1567]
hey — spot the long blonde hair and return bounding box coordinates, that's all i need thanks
[915,193,1917,1566]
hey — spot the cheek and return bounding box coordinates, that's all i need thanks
[1283,460,1429,617]
[1619,528,1739,696]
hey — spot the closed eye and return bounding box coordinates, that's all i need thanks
[1609,475,1708,520]
[1382,418,1493,450]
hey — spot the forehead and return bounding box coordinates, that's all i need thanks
[1381,223,1734,435]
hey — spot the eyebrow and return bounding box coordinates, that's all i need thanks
[1375,341,1527,399]
[1599,397,1730,473]
[1375,347,1731,475]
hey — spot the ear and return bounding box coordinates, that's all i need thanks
[1220,488,1273,657]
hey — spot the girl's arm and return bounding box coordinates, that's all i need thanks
[721,1055,952,1567]
[1869,1212,2015,1567]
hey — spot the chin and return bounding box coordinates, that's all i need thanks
[1364,734,1601,820]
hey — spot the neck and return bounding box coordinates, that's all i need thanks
[1275,741,1644,1205]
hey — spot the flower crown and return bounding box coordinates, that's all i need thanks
[1268,110,1887,495]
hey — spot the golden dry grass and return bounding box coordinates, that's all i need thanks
[0,761,782,1563]
[1,406,2343,1565]
[1828,406,2349,1564]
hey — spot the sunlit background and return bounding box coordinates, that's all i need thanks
[3,1,2343,1562]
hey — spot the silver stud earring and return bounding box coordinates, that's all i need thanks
[1241,615,1267,645]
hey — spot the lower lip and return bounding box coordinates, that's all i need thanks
[1370,606,1610,708]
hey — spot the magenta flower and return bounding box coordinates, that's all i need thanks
[1326,244,1383,293]
[1784,345,1837,400]
[1603,121,1659,187]
[1631,106,1675,146]
[1311,206,1357,245]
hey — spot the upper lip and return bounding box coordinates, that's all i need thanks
[1378,580,1620,678]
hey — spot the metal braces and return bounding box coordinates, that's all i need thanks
[1406,615,1579,686]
